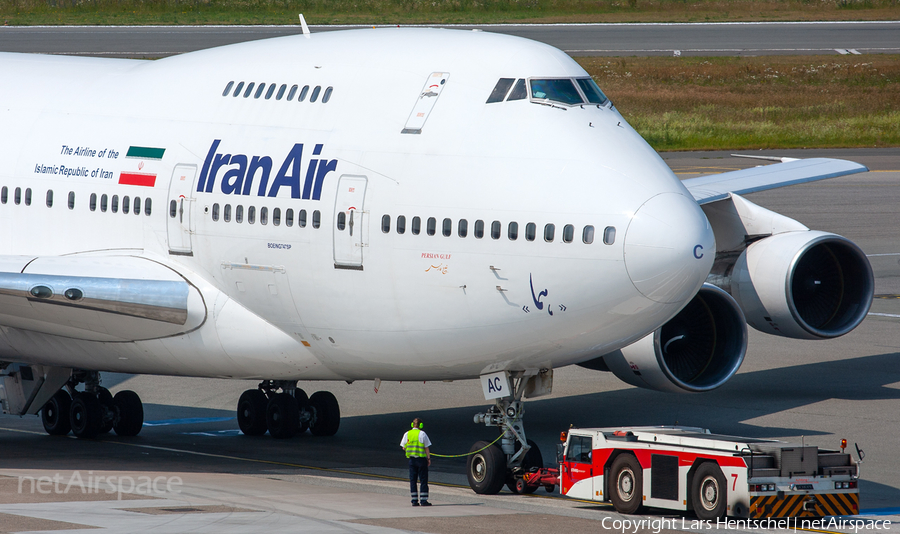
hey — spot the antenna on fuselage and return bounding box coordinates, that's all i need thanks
[299,14,311,37]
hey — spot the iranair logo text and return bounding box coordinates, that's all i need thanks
[196,140,337,200]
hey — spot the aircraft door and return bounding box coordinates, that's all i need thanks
[167,164,197,256]
[333,175,368,270]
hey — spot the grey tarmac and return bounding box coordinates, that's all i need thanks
[2,149,900,533]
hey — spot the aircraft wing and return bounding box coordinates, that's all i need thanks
[0,254,205,342]
[683,158,869,205]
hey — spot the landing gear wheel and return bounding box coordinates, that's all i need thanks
[113,390,143,437]
[467,440,506,495]
[70,392,103,439]
[42,389,72,436]
[309,391,340,436]
[266,392,299,439]
[610,454,643,514]
[294,389,310,433]
[98,387,114,434]
[507,439,543,494]
[692,462,727,520]
[237,389,269,436]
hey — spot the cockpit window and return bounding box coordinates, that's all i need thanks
[507,79,527,101]
[576,78,609,105]
[530,79,583,105]
[486,78,515,103]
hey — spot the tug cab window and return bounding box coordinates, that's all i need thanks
[565,435,592,464]
[530,79,583,105]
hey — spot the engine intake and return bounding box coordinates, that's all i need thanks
[582,284,747,393]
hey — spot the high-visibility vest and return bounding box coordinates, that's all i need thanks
[405,428,426,458]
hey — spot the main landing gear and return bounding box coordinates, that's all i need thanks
[41,371,144,439]
[237,380,340,439]
[468,371,552,495]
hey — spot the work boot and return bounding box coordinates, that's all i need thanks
[420,501,432,506]
[411,501,420,507]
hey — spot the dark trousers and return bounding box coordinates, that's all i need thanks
[408,457,429,502]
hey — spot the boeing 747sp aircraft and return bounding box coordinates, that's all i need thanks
[0,27,873,495]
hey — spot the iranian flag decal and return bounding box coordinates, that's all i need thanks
[119,146,166,187]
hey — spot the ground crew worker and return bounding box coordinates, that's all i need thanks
[400,417,432,506]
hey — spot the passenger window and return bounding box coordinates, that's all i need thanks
[223,81,234,97]
[397,215,406,234]
[486,78,515,103]
[111,195,118,213]
[260,206,268,225]
[287,85,298,101]
[243,82,255,98]
[25,188,32,206]
[122,195,130,214]
[507,79,527,101]
[145,198,152,216]
[442,218,451,237]
[563,224,574,243]
[169,199,176,217]
[14,187,21,205]
[254,83,265,99]
[603,226,617,245]
[134,197,141,215]
[248,206,256,224]
[337,211,346,231]
[68,191,75,210]
[312,210,321,228]
[273,207,281,226]
[236,205,244,223]
[233,81,245,97]
[212,203,220,221]
[474,219,484,239]
[583,225,595,244]
[224,204,232,222]
[102,194,109,212]
[310,86,321,102]
[382,214,391,233]
[285,208,294,227]
[265,84,276,100]
[530,79,583,105]
[298,85,309,102]
[412,216,421,235]
[1,186,7,204]
[525,222,536,241]
[427,217,436,236]
[508,222,518,240]
[491,220,501,240]
[458,219,468,238]
[50,190,57,209]
[544,223,555,242]
[299,209,307,227]
[276,84,287,100]
[323,87,333,103]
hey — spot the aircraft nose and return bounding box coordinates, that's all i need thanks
[624,192,715,304]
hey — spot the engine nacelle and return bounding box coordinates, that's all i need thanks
[729,231,874,339]
[585,284,748,393]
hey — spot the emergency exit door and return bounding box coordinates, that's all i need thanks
[167,164,197,256]
[333,175,368,270]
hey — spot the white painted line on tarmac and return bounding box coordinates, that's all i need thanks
[836,49,850,54]
[849,49,862,54]
[868,313,900,318]
[867,253,900,257]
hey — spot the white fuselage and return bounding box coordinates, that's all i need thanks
[0,29,715,382]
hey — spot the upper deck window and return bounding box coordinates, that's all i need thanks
[576,78,609,105]
[530,79,583,106]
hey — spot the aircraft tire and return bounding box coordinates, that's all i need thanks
[266,392,299,439]
[610,453,643,514]
[42,389,72,436]
[113,390,144,437]
[98,387,114,434]
[309,391,340,436]
[467,441,506,495]
[294,389,310,433]
[692,462,727,520]
[237,389,269,436]
[507,439,543,494]
[70,392,103,439]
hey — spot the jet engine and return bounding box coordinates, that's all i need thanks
[724,231,873,340]
[581,284,748,393]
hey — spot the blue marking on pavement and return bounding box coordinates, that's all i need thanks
[142,417,235,427]
[182,429,244,437]
[858,507,900,516]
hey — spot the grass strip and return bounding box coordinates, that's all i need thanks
[2,0,900,25]
[578,55,900,150]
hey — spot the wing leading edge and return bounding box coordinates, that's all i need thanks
[683,158,868,205]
